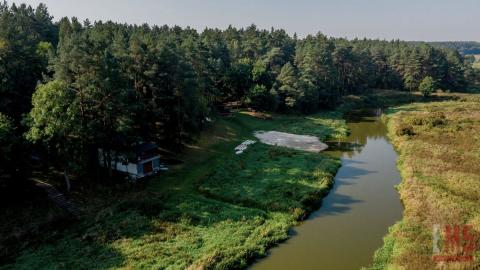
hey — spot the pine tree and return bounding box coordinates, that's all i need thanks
[276,62,300,109]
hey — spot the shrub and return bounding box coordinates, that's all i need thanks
[418,76,435,97]
[407,116,424,126]
[291,207,306,220]
[396,123,415,136]
[406,112,447,127]
[425,112,447,127]
[245,84,278,111]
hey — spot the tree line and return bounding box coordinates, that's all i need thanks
[420,41,480,55]
[0,2,474,185]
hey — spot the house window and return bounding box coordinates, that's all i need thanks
[143,161,153,174]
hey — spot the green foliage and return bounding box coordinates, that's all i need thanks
[0,2,56,121]
[297,78,319,113]
[367,222,402,270]
[277,62,300,109]
[418,76,435,97]
[0,113,14,162]
[246,84,278,111]
[252,59,270,86]
[1,1,479,267]
[0,112,26,190]
[425,41,480,54]
[1,1,472,178]
[199,144,340,213]
[225,58,253,101]
[0,2,57,187]
[27,79,90,171]
[4,112,347,269]
[27,80,72,143]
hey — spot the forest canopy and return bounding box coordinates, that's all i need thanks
[421,41,480,55]
[0,1,475,179]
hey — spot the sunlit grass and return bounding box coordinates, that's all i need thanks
[199,144,340,216]
[369,95,480,269]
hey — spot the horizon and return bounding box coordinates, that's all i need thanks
[9,0,480,42]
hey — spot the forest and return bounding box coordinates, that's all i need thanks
[1,2,475,190]
[426,41,480,55]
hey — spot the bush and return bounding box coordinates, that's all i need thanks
[407,112,447,127]
[245,84,278,111]
[418,76,435,97]
[425,112,447,127]
[396,123,415,136]
[407,116,424,126]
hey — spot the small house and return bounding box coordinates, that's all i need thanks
[98,143,167,180]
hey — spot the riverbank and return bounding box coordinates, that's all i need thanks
[369,94,480,269]
[2,112,347,269]
[251,108,404,270]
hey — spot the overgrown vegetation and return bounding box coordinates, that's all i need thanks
[368,95,480,269]
[1,112,346,269]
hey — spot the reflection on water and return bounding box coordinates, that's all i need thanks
[250,109,403,270]
[325,141,363,154]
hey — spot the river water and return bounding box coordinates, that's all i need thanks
[251,110,403,270]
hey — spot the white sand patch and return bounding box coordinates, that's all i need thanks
[234,140,256,155]
[254,131,328,153]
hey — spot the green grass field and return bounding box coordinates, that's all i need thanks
[2,112,346,270]
[368,95,480,269]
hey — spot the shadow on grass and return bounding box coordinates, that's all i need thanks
[2,237,126,270]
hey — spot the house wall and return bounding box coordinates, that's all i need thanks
[153,158,160,169]
[137,161,144,175]
[115,162,138,175]
[98,148,161,179]
[137,156,161,178]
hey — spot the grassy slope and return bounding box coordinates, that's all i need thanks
[368,95,480,269]
[2,112,346,270]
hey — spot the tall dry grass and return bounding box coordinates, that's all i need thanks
[370,96,480,270]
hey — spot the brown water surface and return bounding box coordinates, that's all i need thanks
[250,110,403,270]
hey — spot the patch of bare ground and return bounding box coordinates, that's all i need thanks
[254,131,328,153]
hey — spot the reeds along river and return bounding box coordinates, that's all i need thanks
[250,109,403,270]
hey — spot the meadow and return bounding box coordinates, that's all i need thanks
[369,95,480,269]
[1,112,346,270]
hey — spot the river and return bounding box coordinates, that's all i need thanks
[250,109,403,270]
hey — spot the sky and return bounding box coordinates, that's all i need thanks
[10,0,480,41]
